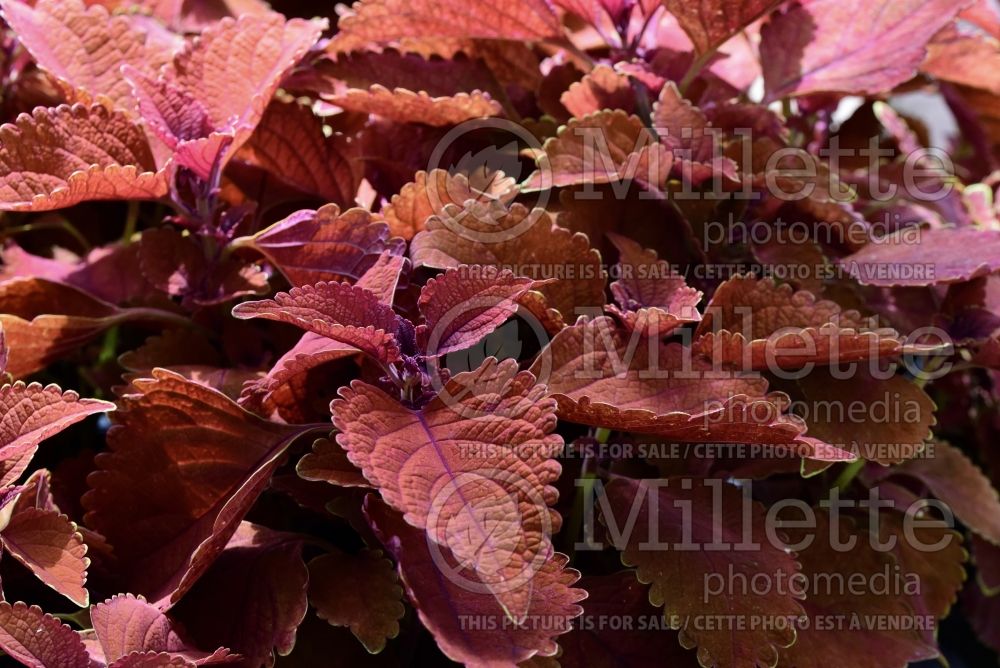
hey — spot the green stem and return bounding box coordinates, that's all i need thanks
[0,220,91,253]
[678,49,717,95]
[833,459,865,492]
[122,200,140,243]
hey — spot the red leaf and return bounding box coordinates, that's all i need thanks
[90,594,235,666]
[883,441,1000,544]
[603,477,804,668]
[692,275,901,371]
[1,507,89,606]
[530,317,847,458]
[366,496,585,667]
[558,571,701,667]
[170,523,308,667]
[82,369,313,608]
[238,335,360,422]
[127,13,325,178]
[416,265,543,355]
[354,251,409,306]
[0,0,175,112]
[522,110,674,193]
[383,169,517,240]
[307,549,405,652]
[234,204,404,287]
[0,382,113,486]
[0,104,166,211]
[330,86,504,126]
[560,64,635,117]
[921,25,1000,95]
[606,232,702,337]
[0,601,89,668]
[663,0,781,54]
[328,0,564,53]
[793,368,935,465]
[775,509,938,667]
[651,82,719,164]
[138,228,267,306]
[237,100,358,207]
[231,282,403,364]
[761,0,972,99]
[334,358,564,619]
[840,227,1000,287]
[410,203,605,328]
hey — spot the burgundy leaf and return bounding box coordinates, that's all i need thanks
[606,232,702,337]
[366,496,585,667]
[328,0,564,53]
[231,282,403,364]
[0,0,174,112]
[170,523,308,667]
[0,382,113,486]
[416,265,543,355]
[237,100,358,206]
[603,477,804,668]
[334,358,564,619]
[90,594,235,666]
[1,507,89,606]
[663,0,781,54]
[0,601,89,668]
[296,437,369,489]
[83,370,313,608]
[761,0,973,99]
[0,104,166,211]
[233,204,404,287]
[840,227,1000,287]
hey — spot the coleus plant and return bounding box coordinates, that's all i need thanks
[0,0,997,666]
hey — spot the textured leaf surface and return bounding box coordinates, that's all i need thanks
[692,275,900,370]
[0,104,166,211]
[0,0,174,112]
[840,227,1000,287]
[416,265,541,355]
[331,85,503,126]
[0,382,113,486]
[663,0,781,54]
[411,203,605,327]
[308,549,404,653]
[560,64,635,117]
[1,507,89,605]
[335,358,563,619]
[775,510,938,668]
[238,100,358,206]
[240,204,404,287]
[383,169,518,240]
[83,370,310,607]
[761,0,972,99]
[366,497,585,667]
[605,477,804,668]
[232,282,403,364]
[328,0,564,53]
[606,232,702,337]
[530,317,846,457]
[130,13,325,177]
[0,601,89,668]
[90,594,234,665]
[522,110,673,192]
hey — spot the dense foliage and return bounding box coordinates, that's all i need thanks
[0,0,998,666]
